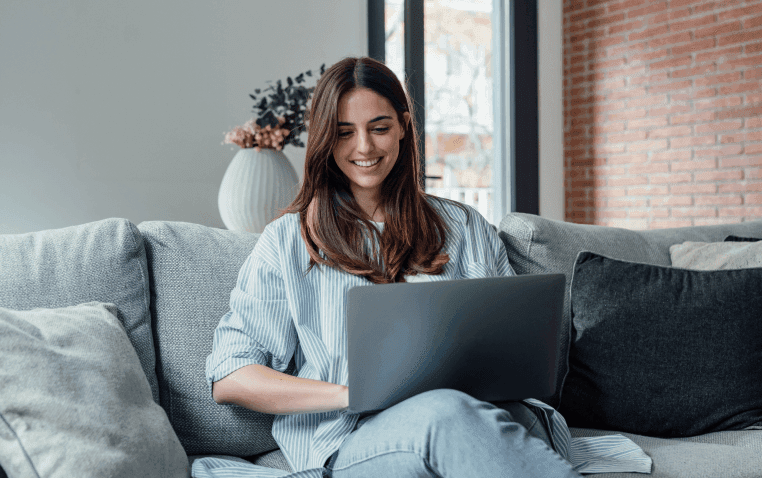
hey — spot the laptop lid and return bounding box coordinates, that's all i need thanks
[346,273,565,413]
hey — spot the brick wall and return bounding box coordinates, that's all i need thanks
[564,0,762,229]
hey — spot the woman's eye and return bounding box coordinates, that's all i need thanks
[338,131,352,137]
[373,127,390,133]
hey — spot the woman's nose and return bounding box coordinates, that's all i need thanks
[356,131,373,154]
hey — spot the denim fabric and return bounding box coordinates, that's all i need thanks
[562,252,762,438]
[324,389,581,478]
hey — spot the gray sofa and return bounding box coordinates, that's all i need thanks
[1,214,761,477]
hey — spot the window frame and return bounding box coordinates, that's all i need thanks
[367,0,538,219]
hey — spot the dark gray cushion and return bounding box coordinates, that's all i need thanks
[0,218,158,403]
[497,213,762,407]
[138,221,278,457]
[561,252,762,437]
[0,302,188,478]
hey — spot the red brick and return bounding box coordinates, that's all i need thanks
[720,206,762,216]
[607,0,648,13]
[607,153,649,164]
[695,71,742,87]
[592,35,628,49]
[564,0,585,14]
[747,93,762,104]
[628,185,670,196]
[671,135,717,148]
[570,6,606,23]
[649,32,693,49]
[651,173,692,183]
[608,87,647,100]
[721,156,762,168]
[719,5,762,21]
[696,21,743,39]
[746,193,762,204]
[609,131,648,142]
[670,111,717,125]
[718,105,762,120]
[649,125,693,138]
[607,198,650,208]
[673,38,717,55]
[670,183,718,194]
[649,80,693,93]
[748,144,762,155]
[589,13,626,28]
[631,48,669,63]
[628,116,668,129]
[606,65,648,78]
[591,144,627,155]
[626,95,667,108]
[650,55,692,70]
[591,57,627,69]
[608,176,649,187]
[671,64,717,79]
[628,1,669,18]
[696,120,744,133]
[592,122,627,133]
[650,220,694,229]
[672,14,716,32]
[672,208,719,218]
[747,117,762,128]
[695,96,743,110]
[650,196,693,206]
[651,104,693,116]
[593,77,627,91]
[719,81,762,95]
[718,28,762,47]
[749,42,762,53]
[696,144,744,156]
[651,8,691,25]
[696,46,742,63]
[628,139,669,151]
[628,24,669,41]
[694,195,743,205]
[629,163,670,174]
[631,72,670,86]
[608,108,647,121]
[746,68,762,79]
[671,159,718,171]
[652,150,692,162]
[609,20,645,35]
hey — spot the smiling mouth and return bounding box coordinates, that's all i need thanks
[352,158,382,167]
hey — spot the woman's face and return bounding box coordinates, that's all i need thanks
[333,87,410,205]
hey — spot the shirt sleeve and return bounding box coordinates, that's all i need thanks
[205,223,297,398]
[459,208,516,279]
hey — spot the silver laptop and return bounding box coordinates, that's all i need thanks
[345,273,565,413]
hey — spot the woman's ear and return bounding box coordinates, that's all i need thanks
[401,112,411,139]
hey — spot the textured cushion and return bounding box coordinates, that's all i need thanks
[497,213,762,407]
[0,218,158,403]
[0,303,188,478]
[138,221,278,457]
[570,428,762,478]
[670,240,762,270]
[561,252,762,437]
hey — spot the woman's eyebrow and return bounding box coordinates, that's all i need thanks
[337,115,393,126]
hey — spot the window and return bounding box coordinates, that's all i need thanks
[368,0,538,223]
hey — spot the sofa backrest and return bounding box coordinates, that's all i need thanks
[137,220,278,458]
[497,213,762,407]
[0,218,159,404]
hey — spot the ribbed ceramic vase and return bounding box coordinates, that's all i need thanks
[218,148,299,233]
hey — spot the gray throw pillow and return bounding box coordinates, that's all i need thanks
[138,221,279,457]
[0,302,188,478]
[670,240,762,270]
[0,218,158,403]
[561,252,762,438]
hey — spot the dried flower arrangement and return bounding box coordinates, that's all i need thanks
[223,65,325,151]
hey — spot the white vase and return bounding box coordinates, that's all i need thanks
[218,148,299,233]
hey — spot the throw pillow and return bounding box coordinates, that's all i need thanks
[670,240,762,270]
[560,252,762,438]
[0,302,188,478]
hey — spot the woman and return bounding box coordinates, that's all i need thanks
[199,57,582,478]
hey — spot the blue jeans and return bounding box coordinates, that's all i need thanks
[324,389,581,477]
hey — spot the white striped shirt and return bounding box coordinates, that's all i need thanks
[197,197,651,478]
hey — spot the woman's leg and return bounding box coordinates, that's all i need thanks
[327,389,581,478]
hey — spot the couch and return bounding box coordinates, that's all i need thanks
[1,214,761,478]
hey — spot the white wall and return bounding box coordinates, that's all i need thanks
[0,0,367,234]
[538,0,564,221]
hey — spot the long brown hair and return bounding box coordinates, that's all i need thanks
[282,56,469,284]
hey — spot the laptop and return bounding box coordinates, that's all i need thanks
[345,273,565,413]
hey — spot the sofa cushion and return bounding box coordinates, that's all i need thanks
[0,218,158,403]
[497,213,762,407]
[0,302,188,478]
[569,428,762,478]
[670,240,762,270]
[138,221,278,457]
[561,252,762,437]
